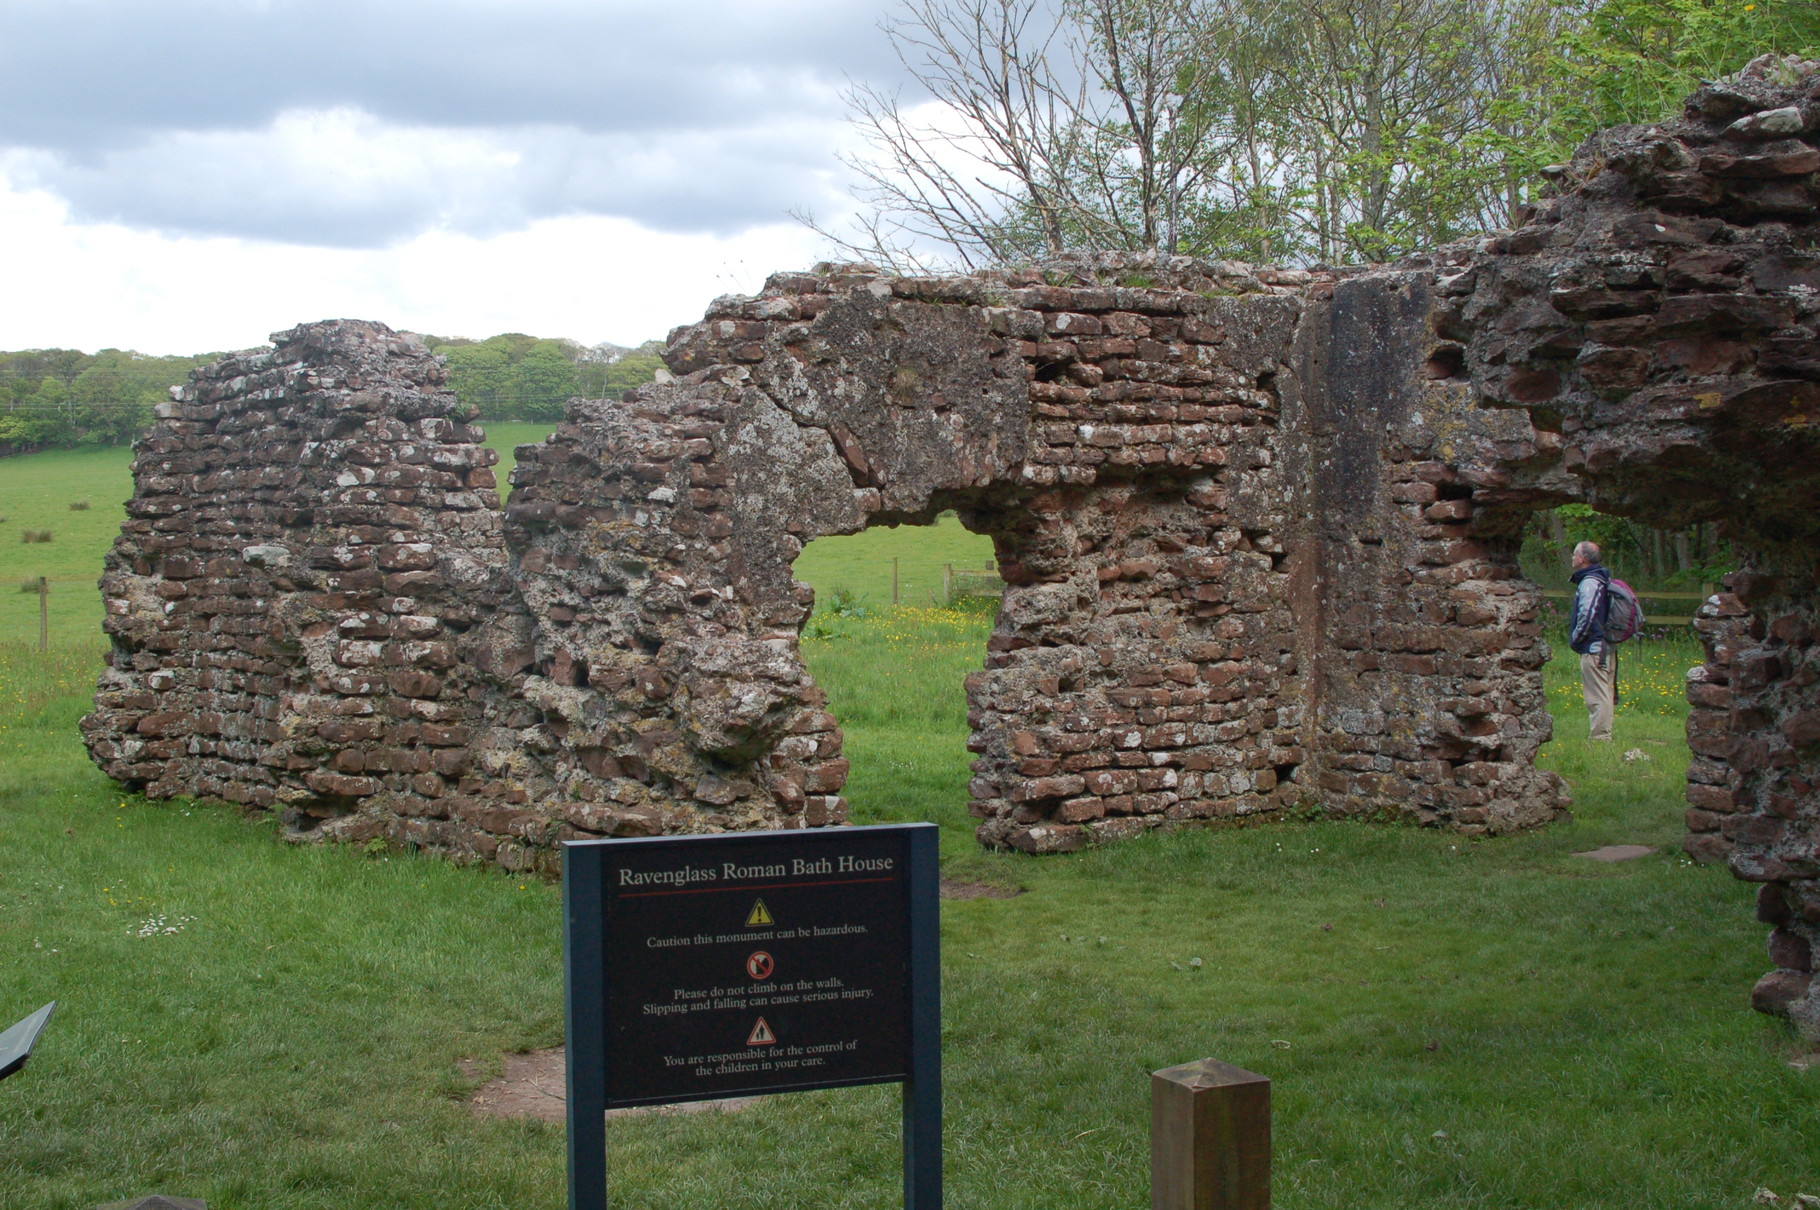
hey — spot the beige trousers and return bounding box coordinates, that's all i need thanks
[1580,648,1614,741]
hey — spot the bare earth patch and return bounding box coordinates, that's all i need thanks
[939,879,1023,900]
[1572,845,1656,863]
[462,1048,755,1121]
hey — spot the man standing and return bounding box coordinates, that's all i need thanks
[1568,540,1614,741]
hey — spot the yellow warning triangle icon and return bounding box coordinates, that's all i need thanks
[747,1017,777,1046]
[745,899,774,927]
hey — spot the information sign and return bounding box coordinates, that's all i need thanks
[564,823,940,1209]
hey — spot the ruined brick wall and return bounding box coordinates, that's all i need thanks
[491,264,1565,855]
[84,266,1568,866]
[82,56,1820,1041]
[80,321,552,867]
[1458,55,1820,1039]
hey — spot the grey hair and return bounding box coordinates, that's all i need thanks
[1573,540,1601,562]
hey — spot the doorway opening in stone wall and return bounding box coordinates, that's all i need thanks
[1517,505,1730,851]
[791,510,1009,878]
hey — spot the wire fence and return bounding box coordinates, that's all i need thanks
[1535,586,1712,627]
[0,576,102,650]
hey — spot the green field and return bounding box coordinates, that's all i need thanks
[0,427,556,648]
[0,441,1815,1208]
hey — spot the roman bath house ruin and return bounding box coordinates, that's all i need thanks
[83,60,1820,1037]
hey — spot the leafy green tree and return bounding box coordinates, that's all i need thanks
[442,343,514,416]
[818,0,1820,268]
[431,333,666,420]
[602,342,668,398]
[0,346,208,452]
[508,341,580,421]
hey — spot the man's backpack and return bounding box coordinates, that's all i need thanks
[1604,577,1643,643]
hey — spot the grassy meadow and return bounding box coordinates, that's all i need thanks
[0,426,556,648]
[0,442,1814,1208]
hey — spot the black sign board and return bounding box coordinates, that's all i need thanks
[0,1002,55,1082]
[564,823,940,1209]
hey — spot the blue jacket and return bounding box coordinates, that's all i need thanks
[1569,564,1609,655]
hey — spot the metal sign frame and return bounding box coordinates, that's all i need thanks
[563,823,941,1210]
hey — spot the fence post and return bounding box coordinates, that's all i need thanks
[38,577,47,652]
[942,564,952,608]
[1151,1058,1270,1209]
[893,557,900,605]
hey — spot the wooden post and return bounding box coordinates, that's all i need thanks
[1151,1059,1270,1210]
[942,563,952,607]
[893,557,900,605]
[37,577,47,653]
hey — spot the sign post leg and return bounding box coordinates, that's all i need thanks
[903,825,942,1209]
[565,846,608,1210]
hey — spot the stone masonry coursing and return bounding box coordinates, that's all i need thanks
[503,262,1565,857]
[83,268,1566,867]
[82,60,1820,1039]
[80,322,550,868]
[1455,55,1820,1039]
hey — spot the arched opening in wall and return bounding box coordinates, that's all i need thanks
[791,509,1001,853]
[1516,504,1731,839]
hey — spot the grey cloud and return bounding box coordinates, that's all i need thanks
[5,112,854,245]
[0,0,909,244]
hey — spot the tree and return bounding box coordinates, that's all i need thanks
[814,0,1820,269]
[509,341,580,421]
[0,346,208,452]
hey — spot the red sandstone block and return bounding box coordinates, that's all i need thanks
[1135,768,1178,791]
[1085,768,1138,796]
[305,770,380,797]
[1685,807,1722,833]
[1782,709,1820,749]
[1009,775,1087,802]
[1047,312,1103,336]
[134,712,187,737]
[418,724,470,747]
[805,759,850,792]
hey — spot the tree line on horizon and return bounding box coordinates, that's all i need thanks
[0,334,669,453]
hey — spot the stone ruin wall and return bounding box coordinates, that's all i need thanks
[81,59,1820,1037]
[501,263,1565,861]
[1454,55,1820,1037]
[79,323,549,864]
[82,268,1564,862]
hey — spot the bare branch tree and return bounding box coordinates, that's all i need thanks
[808,0,1567,270]
[798,0,1094,270]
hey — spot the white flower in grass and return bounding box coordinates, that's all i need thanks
[133,913,196,938]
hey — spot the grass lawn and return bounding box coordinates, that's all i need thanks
[0,444,1813,1208]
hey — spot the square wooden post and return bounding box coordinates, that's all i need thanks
[1151,1059,1270,1210]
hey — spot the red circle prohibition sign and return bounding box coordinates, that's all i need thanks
[746,951,775,981]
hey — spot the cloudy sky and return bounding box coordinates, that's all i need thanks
[0,0,912,353]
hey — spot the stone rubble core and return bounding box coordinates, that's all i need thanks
[82,57,1820,1039]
